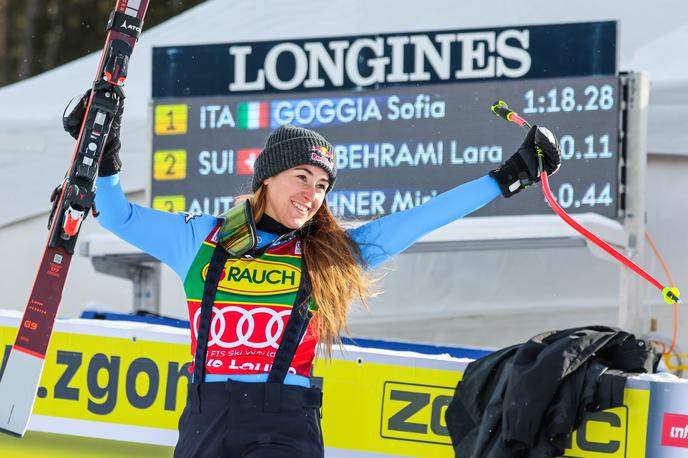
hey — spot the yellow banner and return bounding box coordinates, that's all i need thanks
[563,389,650,458]
[0,323,650,457]
[0,331,190,429]
[314,358,650,457]
[0,431,172,458]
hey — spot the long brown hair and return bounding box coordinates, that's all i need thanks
[250,185,371,356]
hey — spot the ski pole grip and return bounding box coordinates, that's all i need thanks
[491,100,512,121]
[491,100,529,129]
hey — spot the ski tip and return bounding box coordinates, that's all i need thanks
[0,425,24,438]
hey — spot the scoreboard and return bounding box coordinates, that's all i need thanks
[150,21,621,220]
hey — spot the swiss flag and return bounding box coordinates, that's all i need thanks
[237,148,261,175]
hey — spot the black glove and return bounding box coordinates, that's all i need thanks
[63,89,124,177]
[489,125,562,197]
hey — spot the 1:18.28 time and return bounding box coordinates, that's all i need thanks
[523,85,615,114]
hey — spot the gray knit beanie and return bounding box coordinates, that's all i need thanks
[252,124,337,192]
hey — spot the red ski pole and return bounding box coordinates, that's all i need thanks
[490,100,680,306]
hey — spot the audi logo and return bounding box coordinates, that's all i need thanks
[193,306,292,349]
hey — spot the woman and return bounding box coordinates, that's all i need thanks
[64,95,561,457]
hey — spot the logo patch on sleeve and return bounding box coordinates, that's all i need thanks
[182,211,202,223]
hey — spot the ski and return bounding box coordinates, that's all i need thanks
[0,0,150,437]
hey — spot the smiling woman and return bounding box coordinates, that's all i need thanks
[263,165,329,229]
[64,86,561,455]
[245,126,369,367]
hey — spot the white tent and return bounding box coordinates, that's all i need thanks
[628,22,688,153]
[1,0,686,348]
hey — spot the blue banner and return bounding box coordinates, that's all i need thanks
[152,21,617,97]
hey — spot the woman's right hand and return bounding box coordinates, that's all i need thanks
[489,125,562,198]
[62,89,124,177]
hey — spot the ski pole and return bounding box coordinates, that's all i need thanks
[490,100,681,306]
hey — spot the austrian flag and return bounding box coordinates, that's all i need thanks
[237,102,269,129]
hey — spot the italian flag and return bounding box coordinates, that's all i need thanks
[237,102,269,129]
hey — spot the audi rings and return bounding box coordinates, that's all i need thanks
[193,306,292,349]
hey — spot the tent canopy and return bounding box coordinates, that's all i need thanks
[1,0,686,228]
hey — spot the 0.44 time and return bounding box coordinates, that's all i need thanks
[522,84,615,114]
[551,182,613,209]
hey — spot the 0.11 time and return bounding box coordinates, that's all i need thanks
[559,134,614,160]
[522,84,615,114]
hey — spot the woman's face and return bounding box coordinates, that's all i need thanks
[263,165,329,229]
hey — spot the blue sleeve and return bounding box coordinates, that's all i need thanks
[94,174,219,280]
[349,175,501,269]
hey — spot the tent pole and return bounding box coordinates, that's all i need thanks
[618,72,650,335]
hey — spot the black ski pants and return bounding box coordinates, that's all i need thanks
[174,380,324,458]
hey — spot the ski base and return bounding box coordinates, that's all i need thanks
[0,349,45,437]
[0,427,22,438]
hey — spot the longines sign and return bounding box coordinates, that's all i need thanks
[152,21,617,97]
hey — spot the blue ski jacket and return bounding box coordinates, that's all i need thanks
[95,173,501,386]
